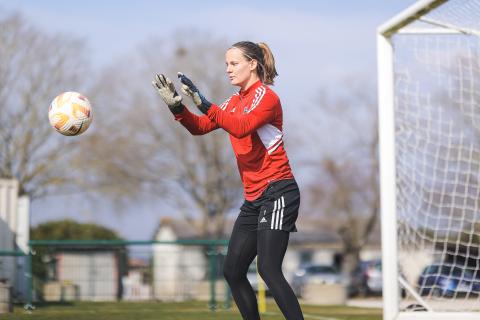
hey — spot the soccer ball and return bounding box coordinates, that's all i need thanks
[48,91,93,136]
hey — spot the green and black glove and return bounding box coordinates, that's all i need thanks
[152,74,184,114]
[177,72,212,114]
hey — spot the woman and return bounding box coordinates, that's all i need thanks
[152,41,304,320]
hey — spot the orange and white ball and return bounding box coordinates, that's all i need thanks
[49,91,92,136]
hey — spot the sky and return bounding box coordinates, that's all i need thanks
[0,0,417,240]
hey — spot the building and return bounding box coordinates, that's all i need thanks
[0,179,30,301]
[122,258,152,300]
[43,247,126,301]
[152,217,208,301]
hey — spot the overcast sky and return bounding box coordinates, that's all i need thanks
[0,0,417,239]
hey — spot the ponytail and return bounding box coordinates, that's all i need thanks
[231,41,279,85]
[257,42,278,85]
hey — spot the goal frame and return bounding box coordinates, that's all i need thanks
[377,0,480,319]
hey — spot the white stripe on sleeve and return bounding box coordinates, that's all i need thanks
[247,86,266,113]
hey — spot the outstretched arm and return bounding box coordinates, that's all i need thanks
[206,98,277,138]
[152,73,217,135]
[178,72,277,138]
[174,108,219,136]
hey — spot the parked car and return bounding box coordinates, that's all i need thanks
[418,263,480,297]
[292,264,342,297]
[348,259,383,297]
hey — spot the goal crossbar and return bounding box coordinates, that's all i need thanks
[378,0,448,36]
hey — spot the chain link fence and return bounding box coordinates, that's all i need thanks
[0,250,28,313]
[24,240,231,310]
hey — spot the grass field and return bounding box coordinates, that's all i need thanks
[2,301,382,320]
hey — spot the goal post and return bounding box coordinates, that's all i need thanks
[378,0,480,319]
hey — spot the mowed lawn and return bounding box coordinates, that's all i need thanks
[3,301,382,320]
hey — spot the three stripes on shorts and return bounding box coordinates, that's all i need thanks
[270,196,285,230]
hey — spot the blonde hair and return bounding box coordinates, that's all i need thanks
[231,41,278,85]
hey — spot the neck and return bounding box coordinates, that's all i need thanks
[240,75,260,91]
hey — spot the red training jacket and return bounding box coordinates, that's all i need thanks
[174,80,294,201]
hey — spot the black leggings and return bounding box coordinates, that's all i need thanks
[223,228,304,320]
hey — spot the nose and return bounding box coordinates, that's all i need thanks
[226,65,233,74]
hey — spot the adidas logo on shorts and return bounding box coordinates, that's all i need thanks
[260,217,267,223]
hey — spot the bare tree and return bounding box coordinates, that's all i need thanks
[82,31,243,238]
[296,77,379,275]
[0,10,91,198]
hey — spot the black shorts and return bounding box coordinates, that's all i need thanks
[235,179,300,233]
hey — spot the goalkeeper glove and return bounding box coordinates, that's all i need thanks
[177,72,212,114]
[152,74,184,114]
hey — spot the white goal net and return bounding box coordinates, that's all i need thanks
[378,0,480,318]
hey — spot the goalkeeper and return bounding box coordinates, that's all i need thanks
[153,41,304,320]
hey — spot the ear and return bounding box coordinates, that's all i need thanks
[249,59,258,71]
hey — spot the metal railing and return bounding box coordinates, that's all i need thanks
[23,239,231,310]
[0,250,29,312]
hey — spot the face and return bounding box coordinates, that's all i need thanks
[225,47,258,88]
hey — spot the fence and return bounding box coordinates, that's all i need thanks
[23,239,231,309]
[0,250,29,313]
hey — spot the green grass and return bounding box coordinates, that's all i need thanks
[3,301,382,320]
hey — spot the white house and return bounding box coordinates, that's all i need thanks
[42,247,126,302]
[153,217,208,301]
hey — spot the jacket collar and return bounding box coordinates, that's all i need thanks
[239,80,263,98]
